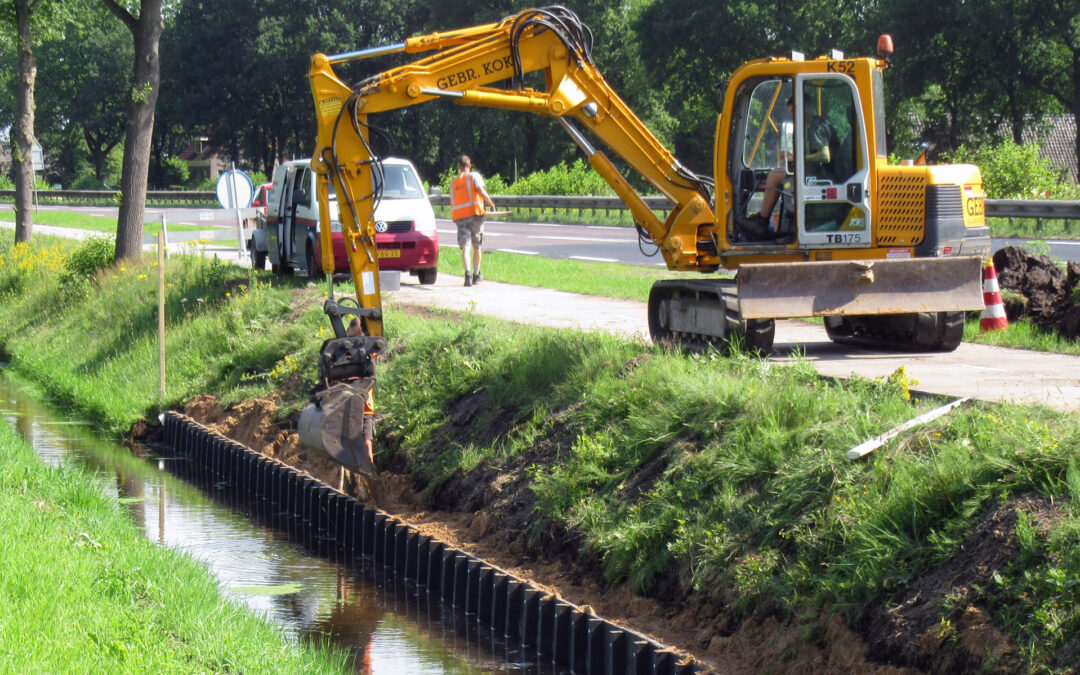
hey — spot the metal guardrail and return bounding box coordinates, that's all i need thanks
[431,193,1080,222]
[0,189,217,205]
[5,189,1079,228]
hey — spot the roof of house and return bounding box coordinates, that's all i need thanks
[1024,114,1077,183]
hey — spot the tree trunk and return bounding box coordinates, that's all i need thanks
[109,0,164,262]
[13,0,37,244]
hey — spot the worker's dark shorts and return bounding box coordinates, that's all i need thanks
[363,414,375,442]
[455,215,484,248]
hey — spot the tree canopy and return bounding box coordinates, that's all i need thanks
[4,0,1076,193]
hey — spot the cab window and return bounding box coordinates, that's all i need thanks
[741,79,793,170]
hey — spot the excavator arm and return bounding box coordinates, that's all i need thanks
[308,6,720,322]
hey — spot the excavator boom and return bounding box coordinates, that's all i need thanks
[299,6,988,472]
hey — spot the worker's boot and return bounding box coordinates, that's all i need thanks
[737,213,771,239]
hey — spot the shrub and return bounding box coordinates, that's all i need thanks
[59,236,115,299]
[70,173,111,191]
[0,174,13,190]
[504,159,613,196]
[949,140,1059,199]
[160,157,190,189]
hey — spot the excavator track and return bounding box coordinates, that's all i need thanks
[823,311,965,352]
[648,279,775,353]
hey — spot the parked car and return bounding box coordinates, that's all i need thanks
[251,181,273,214]
[249,158,438,284]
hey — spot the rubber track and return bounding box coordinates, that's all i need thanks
[649,279,775,353]
[823,311,965,352]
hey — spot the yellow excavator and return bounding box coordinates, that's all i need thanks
[298,7,989,473]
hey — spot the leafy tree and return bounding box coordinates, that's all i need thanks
[35,2,129,187]
[102,0,164,262]
[1024,0,1080,179]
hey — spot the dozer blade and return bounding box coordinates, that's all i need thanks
[298,379,377,476]
[736,256,985,320]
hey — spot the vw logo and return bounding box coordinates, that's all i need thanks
[375,220,389,233]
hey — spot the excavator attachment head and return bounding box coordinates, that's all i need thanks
[298,335,386,476]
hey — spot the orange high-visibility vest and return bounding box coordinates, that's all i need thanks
[451,172,485,220]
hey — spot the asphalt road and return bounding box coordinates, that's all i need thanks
[443,218,1080,265]
[14,205,1080,263]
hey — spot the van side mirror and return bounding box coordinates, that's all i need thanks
[293,187,308,205]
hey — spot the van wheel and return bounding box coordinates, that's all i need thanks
[417,268,438,285]
[249,242,267,270]
[306,247,320,278]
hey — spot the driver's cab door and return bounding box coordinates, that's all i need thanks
[794,74,872,248]
[276,164,308,267]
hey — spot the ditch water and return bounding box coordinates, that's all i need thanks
[0,371,553,674]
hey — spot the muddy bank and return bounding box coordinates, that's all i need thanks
[163,393,1038,674]
[993,246,1080,339]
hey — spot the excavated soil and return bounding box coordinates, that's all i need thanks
[159,390,1031,674]
[993,246,1080,339]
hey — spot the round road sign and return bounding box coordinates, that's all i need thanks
[216,169,254,209]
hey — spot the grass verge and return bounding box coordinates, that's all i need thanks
[0,411,347,673]
[0,207,209,233]
[3,230,1080,669]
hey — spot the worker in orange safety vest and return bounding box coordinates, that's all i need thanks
[450,155,495,287]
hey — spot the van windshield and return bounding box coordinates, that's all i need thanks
[322,163,423,201]
[374,164,425,199]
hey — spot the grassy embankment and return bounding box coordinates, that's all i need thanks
[2,230,1080,669]
[0,233,350,672]
[0,398,346,672]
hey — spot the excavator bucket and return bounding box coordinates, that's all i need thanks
[299,379,377,475]
[735,256,985,319]
[297,335,385,476]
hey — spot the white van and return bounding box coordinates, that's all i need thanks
[249,157,439,284]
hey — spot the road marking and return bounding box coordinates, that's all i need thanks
[497,249,540,255]
[438,228,505,237]
[570,255,618,262]
[527,234,630,243]
[199,212,214,221]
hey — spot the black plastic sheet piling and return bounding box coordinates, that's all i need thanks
[162,412,700,674]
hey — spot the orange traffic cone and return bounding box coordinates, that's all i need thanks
[980,258,1008,332]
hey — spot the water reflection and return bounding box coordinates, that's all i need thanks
[0,373,549,673]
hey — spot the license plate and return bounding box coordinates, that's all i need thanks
[377,249,401,258]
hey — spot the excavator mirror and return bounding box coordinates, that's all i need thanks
[877,34,894,59]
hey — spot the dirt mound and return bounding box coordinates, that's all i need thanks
[860,496,1059,672]
[993,246,1080,339]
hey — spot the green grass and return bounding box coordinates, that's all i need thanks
[988,216,1080,240]
[435,247,685,300]
[0,206,210,233]
[4,229,1080,669]
[0,416,348,673]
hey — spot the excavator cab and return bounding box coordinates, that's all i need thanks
[728,73,872,247]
